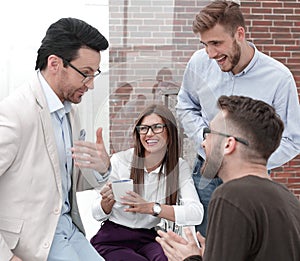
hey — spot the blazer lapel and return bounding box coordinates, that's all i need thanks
[30,76,63,197]
[69,106,80,181]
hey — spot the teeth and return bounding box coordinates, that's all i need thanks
[216,56,225,61]
[146,140,158,144]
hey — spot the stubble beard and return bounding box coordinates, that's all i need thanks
[220,39,241,73]
[201,149,224,180]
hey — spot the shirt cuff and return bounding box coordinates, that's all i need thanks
[91,197,110,221]
[93,164,111,182]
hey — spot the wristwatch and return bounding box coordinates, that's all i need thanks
[152,202,162,216]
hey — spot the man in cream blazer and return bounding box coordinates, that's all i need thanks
[0,18,110,261]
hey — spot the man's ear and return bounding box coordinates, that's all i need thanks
[235,26,245,42]
[223,137,237,155]
[47,55,61,72]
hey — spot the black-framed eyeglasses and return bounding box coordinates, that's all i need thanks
[203,127,249,146]
[62,58,101,84]
[136,124,166,135]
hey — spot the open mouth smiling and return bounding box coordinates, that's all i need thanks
[216,55,226,64]
[146,139,159,145]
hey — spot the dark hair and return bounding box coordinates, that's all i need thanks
[35,17,109,70]
[193,0,245,36]
[218,95,284,161]
[130,104,179,205]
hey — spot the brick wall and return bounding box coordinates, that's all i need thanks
[109,0,300,199]
[241,0,300,199]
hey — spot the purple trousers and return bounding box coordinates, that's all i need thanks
[90,220,167,261]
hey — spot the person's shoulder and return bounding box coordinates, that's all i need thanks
[188,48,211,66]
[178,157,190,168]
[213,176,260,199]
[191,48,207,58]
[3,80,30,98]
[0,80,36,114]
[256,49,293,76]
[111,148,134,163]
[213,176,286,203]
[210,177,256,211]
[218,175,262,188]
[214,176,300,216]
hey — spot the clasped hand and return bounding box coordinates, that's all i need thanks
[155,227,205,261]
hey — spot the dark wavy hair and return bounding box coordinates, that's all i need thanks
[130,104,180,205]
[193,1,245,36]
[35,17,109,70]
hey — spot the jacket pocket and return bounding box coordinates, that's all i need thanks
[0,217,24,249]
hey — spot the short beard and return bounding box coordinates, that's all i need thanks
[222,39,241,72]
[201,149,224,180]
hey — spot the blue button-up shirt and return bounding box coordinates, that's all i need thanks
[176,42,300,170]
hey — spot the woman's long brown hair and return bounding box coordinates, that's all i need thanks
[130,104,180,205]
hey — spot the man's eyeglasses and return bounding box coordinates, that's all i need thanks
[62,58,101,84]
[136,124,166,135]
[203,127,249,146]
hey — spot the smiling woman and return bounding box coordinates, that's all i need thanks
[89,104,204,261]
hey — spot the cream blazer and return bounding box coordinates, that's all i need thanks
[0,74,100,261]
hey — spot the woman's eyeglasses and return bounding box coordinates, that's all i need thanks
[136,124,166,135]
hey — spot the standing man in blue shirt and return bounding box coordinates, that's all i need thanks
[0,18,110,261]
[176,0,300,237]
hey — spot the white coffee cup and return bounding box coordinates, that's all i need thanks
[112,179,134,202]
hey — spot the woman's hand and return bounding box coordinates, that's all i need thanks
[121,191,153,214]
[100,182,115,214]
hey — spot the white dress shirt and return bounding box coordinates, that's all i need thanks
[92,148,204,229]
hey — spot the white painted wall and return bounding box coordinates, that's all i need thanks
[0,0,109,240]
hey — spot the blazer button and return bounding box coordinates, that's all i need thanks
[43,242,50,248]
[54,208,60,215]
